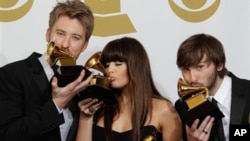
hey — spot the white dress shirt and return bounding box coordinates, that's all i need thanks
[39,53,73,141]
[209,75,232,141]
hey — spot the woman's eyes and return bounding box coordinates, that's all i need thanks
[115,61,123,65]
[105,61,123,67]
[105,62,110,67]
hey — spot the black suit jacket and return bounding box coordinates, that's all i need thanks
[175,72,250,141]
[0,52,79,141]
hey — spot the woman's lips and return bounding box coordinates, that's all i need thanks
[109,76,115,82]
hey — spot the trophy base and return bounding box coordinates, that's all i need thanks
[78,85,117,105]
[53,65,117,105]
[182,100,224,127]
[53,65,91,87]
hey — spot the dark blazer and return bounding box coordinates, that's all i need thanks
[175,72,250,141]
[0,52,79,141]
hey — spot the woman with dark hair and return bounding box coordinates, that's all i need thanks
[76,37,182,141]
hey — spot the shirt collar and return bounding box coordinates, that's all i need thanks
[38,53,54,81]
[211,75,232,105]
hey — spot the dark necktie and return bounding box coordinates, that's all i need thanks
[211,98,225,141]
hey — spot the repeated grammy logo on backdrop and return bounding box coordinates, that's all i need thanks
[0,0,221,36]
[0,0,34,22]
[168,0,221,22]
[85,0,136,37]
[0,0,136,37]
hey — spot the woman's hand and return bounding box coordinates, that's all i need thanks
[78,98,104,119]
[76,98,104,141]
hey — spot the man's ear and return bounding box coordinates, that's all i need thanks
[45,28,51,42]
[217,63,224,71]
[81,41,89,52]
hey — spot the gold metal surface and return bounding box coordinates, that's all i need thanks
[177,78,209,110]
[85,51,110,89]
[46,38,76,66]
[46,38,111,90]
[85,51,107,76]
[143,130,158,141]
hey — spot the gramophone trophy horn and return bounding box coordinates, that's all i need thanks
[47,39,76,66]
[46,38,91,87]
[47,39,116,105]
[78,52,117,105]
[84,52,110,89]
[178,78,209,110]
[176,78,224,126]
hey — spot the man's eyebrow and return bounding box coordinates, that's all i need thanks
[55,29,65,32]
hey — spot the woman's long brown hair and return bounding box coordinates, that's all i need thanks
[97,37,168,141]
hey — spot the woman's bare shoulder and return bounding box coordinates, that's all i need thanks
[152,98,175,113]
[151,98,183,140]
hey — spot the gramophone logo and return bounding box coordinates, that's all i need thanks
[85,0,136,37]
[0,0,34,22]
[168,0,221,22]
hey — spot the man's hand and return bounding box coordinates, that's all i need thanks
[186,116,215,141]
[51,69,93,109]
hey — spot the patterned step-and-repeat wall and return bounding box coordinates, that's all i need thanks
[0,0,249,102]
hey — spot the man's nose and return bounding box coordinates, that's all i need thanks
[60,37,70,50]
[186,70,198,84]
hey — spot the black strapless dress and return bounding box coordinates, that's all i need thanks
[92,125,163,141]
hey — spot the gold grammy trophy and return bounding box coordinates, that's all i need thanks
[177,78,224,126]
[78,51,116,105]
[47,39,116,105]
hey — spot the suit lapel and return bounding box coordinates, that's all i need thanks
[66,100,79,141]
[27,53,80,140]
[229,73,247,124]
[26,53,51,100]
